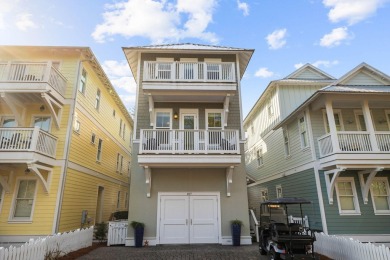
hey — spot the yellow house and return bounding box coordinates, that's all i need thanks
[0,46,133,243]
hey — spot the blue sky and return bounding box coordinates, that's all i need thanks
[1,0,390,116]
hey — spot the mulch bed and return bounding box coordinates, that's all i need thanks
[59,242,106,259]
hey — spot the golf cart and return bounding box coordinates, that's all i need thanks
[258,198,317,260]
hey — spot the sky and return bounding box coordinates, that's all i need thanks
[1,0,390,117]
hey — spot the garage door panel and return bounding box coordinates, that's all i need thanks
[160,196,189,244]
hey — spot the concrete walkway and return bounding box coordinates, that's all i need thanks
[78,243,264,260]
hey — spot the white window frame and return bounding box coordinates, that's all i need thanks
[260,188,269,202]
[79,68,87,94]
[298,113,309,149]
[116,153,120,172]
[322,109,344,133]
[276,185,283,198]
[267,97,274,118]
[257,148,263,167]
[1,116,17,127]
[95,89,101,111]
[117,191,121,209]
[32,116,52,133]
[335,177,361,215]
[97,138,103,162]
[119,118,123,137]
[370,177,390,215]
[74,120,81,133]
[9,177,38,222]
[154,109,172,129]
[283,127,290,157]
[205,109,224,130]
[354,110,367,131]
[91,133,96,144]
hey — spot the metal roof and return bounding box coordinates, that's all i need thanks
[124,43,251,51]
[261,197,312,205]
[322,85,390,93]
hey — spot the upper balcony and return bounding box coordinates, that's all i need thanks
[0,61,67,103]
[142,61,237,103]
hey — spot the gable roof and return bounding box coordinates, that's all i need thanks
[123,43,254,82]
[284,63,335,80]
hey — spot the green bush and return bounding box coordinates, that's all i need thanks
[113,211,128,220]
[94,222,107,242]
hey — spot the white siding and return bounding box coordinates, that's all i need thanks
[344,71,384,85]
[294,68,329,79]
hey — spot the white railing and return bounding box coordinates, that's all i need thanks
[288,215,309,228]
[139,129,240,154]
[249,209,259,242]
[338,131,372,152]
[318,134,333,157]
[107,220,128,246]
[0,62,67,96]
[376,132,390,152]
[143,61,235,82]
[0,127,57,157]
[315,232,390,260]
[0,226,93,260]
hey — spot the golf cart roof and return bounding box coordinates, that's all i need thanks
[261,197,312,205]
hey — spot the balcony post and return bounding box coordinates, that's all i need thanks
[325,99,340,152]
[203,62,207,82]
[43,61,52,82]
[3,61,11,81]
[30,126,40,151]
[362,100,379,151]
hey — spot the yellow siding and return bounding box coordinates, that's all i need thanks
[59,168,128,232]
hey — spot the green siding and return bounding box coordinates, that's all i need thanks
[248,168,323,231]
[319,170,390,235]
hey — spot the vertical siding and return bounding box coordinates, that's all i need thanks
[344,71,384,85]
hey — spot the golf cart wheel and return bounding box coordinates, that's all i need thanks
[259,244,267,255]
[269,248,281,260]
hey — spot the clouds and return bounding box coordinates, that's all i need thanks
[15,13,38,31]
[92,0,218,44]
[323,0,387,25]
[237,0,249,16]
[266,29,287,50]
[294,60,339,69]
[255,68,274,78]
[320,26,352,47]
[102,60,137,109]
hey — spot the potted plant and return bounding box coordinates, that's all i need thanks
[131,221,145,247]
[231,219,243,246]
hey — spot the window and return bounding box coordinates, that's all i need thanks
[298,115,309,148]
[257,148,263,167]
[12,179,37,220]
[276,185,283,198]
[74,120,80,133]
[1,117,17,127]
[323,110,343,133]
[33,117,51,132]
[95,89,101,110]
[91,133,96,144]
[155,110,171,129]
[125,192,129,209]
[97,139,103,161]
[335,178,360,215]
[116,154,120,172]
[113,109,116,117]
[261,188,269,202]
[370,178,390,214]
[283,127,290,157]
[268,98,274,118]
[206,110,223,129]
[119,155,123,174]
[123,124,126,140]
[119,119,123,137]
[79,68,87,94]
[117,191,121,209]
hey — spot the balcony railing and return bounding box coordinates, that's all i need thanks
[0,127,57,158]
[143,61,236,82]
[318,131,390,157]
[0,62,67,96]
[139,129,240,154]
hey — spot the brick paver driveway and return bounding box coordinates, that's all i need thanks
[77,243,266,260]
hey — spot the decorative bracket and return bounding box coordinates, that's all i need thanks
[324,167,346,204]
[223,95,230,127]
[0,92,26,126]
[144,166,152,197]
[41,93,63,129]
[0,175,11,193]
[359,167,384,204]
[27,163,52,194]
[226,166,234,197]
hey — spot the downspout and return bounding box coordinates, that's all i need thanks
[53,59,83,233]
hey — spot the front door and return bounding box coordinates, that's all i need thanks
[180,109,198,151]
[159,194,219,244]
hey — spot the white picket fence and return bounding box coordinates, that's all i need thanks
[0,226,93,260]
[315,232,390,260]
[107,221,128,246]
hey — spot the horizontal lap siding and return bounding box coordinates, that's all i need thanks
[59,168,129,232]
[248,168,323,230]
[0,167,62,235]
[320,170,390,234]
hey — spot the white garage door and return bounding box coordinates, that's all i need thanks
[159,194,219,244]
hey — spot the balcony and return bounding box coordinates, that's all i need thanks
[143,61,236,83]
[0,61,67,100]
[317,131,390,168]
[0,127,58,161]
